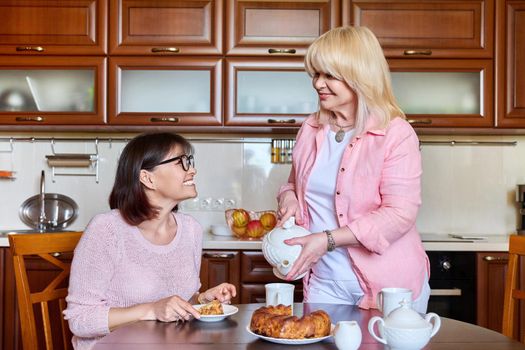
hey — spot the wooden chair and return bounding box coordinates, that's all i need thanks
[502,234,525,342]
[8,232,82,350]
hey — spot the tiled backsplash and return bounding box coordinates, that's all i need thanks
[0,133,524,236]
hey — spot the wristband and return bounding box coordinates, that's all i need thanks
[324,230,336,252]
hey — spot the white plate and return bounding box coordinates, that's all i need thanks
[245,324,334,345]
[193,304,238,322]
[210,224,233,236]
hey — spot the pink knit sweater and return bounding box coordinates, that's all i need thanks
[63,209,203,350]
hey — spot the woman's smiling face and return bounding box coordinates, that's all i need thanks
[313,72,357,115]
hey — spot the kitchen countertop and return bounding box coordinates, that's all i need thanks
[0,231,511,252]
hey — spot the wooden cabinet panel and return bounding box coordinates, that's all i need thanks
[0,0,107,55]
[225,0,340,55]
[477,252,509,333]
[108,56,222,125]
[200,250,240,304]
[0,56,106,125]
[388,59,494,128]
[241,251,282,283]
[496,1,525,127]
[345,0,494,58]
[224,57,316,127]
[110,0,222,55]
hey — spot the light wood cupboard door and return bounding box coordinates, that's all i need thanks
[108,56,222,125]
[200,251,240,304]
[0,56,106,125]
[225,0,340,56]
[0,0,107,55]
[388,59,494,128]
[345,0,494,58]
[109,0,222,55]
[225,57,317,127]
[496,1,525,127]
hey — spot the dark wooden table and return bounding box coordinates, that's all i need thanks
[93,303,525,349]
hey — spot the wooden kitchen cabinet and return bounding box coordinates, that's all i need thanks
[344,0,494,59]
[225,0,340,56]
[240,251,303,303]
[0,56,106,125]
[389,59,494,128]
[2,247,73,350]
[200,250,241,304]
[224,57,317,127]
[108,56,222,126]
[0,0,107,55]
[476,252,509,333]
[109,0,222,55]
[496,1,525,128]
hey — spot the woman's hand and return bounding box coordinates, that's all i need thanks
[146,295,201,323]
[200,283,237,304]
[284,232,327,280]
[277,190,301,226]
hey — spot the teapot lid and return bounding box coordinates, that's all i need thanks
[384,300,431,329]
[265,217,310,243]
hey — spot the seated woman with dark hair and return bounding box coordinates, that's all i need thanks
[64,132,236,350]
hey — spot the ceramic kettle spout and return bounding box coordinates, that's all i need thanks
[278,259,292,275]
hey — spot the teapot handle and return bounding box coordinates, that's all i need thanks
[425,312,441,338]
[367,316,387,344]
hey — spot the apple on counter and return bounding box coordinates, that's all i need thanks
[225,209,277,239]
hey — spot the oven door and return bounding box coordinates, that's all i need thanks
[428,279,476,324]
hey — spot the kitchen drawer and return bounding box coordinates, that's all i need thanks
[241,251,281,282]
[240,283,303,304]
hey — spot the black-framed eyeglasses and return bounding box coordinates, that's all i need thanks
[156,154,195,171]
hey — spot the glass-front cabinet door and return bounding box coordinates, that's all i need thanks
[108,57,222,125]
[0,56,106,124]
[388,59,493,128]
[225,58,318,126]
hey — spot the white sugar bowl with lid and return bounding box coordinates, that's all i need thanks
[262,216,311,280]
[368,300,441,350]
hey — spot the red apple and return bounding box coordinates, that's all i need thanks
[246,220,264,238]
[260,212,277,231]
[231,209,250,227]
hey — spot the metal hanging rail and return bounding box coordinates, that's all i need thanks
[420,141,517,146]
[0,137,272,144]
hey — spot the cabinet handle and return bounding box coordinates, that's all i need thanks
[203,253,235,259]
[430,288,462,296]
[483,256,509,262]
[151,47,180,53]
[267,118,296,124]
[16,46,44,52]
[404,49,432,56]
[150,117,179,123]
[407,119,432,125]
[16,116,45,122]
[52,252,61,257]
[268,48,296,54]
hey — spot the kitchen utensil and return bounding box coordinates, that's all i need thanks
[334,321,362,350]
[192,304,238,322]
[19,193,78,231]
[262,216,310,280]
[265,283,295,314]
[368,300,441,350]
[377,287,413,317]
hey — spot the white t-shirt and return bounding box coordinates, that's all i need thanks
[304,128,360,282]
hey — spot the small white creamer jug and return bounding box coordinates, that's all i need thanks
[333,321,362,350]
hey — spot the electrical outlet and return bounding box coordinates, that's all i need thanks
[200,197,212,210]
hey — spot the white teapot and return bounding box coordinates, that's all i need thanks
[262,217,311,280]
[368,299,441,350]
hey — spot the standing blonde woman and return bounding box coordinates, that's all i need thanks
[276,26,430,312]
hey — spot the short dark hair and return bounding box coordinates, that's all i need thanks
[109,132,194,226]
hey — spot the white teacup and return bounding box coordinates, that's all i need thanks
[377,288,413,317]
[265,283,295,315]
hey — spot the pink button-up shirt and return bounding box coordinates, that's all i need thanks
[278,113,430,309]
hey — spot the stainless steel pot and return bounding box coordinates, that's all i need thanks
[19,171,78,231]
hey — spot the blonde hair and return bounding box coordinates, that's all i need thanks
[305,26,404,134]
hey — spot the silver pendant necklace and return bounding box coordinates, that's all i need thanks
[335,126,346,143]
